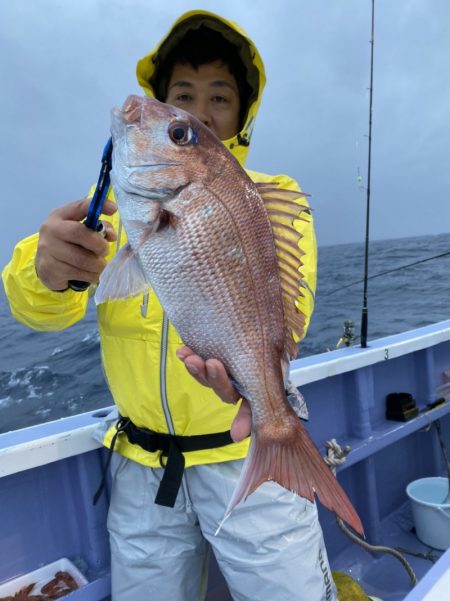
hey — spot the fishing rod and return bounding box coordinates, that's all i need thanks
[326,249,450,296]
[360,0,375,348]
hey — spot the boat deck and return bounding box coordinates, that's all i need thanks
[403,547,450,601]
[1,320,450,600]
[331,503,444,601]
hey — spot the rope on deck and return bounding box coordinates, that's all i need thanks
[324,438,418,586]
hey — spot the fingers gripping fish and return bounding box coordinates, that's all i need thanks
[96,95,364,536]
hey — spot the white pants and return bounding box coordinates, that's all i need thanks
[107,454,337,601]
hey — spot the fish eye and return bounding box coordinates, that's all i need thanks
[168,121,196,145]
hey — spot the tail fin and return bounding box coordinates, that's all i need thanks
[218,419,364,536]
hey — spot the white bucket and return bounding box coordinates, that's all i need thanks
[406,477,450,550]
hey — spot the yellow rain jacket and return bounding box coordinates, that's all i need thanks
[2,10,317,469]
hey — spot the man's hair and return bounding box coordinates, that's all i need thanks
[151,25,253,129]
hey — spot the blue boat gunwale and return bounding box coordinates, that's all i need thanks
[290,318,450,386]
[0,408,115,478]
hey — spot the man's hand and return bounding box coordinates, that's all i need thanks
[35,199,117,291]
[176,346,252,442]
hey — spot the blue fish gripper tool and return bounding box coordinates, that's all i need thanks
[69,137,113,292]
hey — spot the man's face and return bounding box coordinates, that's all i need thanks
[165,60,241,141]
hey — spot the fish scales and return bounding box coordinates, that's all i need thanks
[143,180,286,420]
[96,95,364,536]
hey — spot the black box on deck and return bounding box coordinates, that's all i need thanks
[386,392,418,421]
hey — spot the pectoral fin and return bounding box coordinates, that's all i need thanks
[95,243,150,304]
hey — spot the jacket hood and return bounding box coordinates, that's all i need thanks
[136,10,266,166]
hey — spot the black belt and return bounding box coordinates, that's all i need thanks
[93,416,234,507]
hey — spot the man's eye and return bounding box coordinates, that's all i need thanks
[175,94,191,102]
[212,96,227,103]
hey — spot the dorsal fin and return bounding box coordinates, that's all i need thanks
[256,183,312,359]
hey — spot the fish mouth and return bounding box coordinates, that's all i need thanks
[120,162,183,196]
[127,162,182,171]
[117,181,176,200]
[112,170,185,200]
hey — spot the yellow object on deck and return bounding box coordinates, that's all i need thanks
[332,571,371,600]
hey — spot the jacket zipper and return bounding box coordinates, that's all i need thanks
[160,311,176,435]
[160,311,192,511]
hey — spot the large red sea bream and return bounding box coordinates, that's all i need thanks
[96,95,363,535]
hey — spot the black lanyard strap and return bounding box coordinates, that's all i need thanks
[123,418,234,508]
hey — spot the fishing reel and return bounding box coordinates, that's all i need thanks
[336,320,356,348]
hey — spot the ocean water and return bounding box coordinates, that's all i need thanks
[1,232,449,434]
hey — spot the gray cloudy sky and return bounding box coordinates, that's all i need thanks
[1,0,449,268]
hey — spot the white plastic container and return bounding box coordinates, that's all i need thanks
[0,557,88,598]
[406,477,450,550]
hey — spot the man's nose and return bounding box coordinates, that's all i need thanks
[192,98,212,127]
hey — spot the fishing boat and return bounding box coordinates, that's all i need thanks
[1,318,450,600]
[2,1,450,598]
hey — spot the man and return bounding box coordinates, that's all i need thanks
[2,10,336,601]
